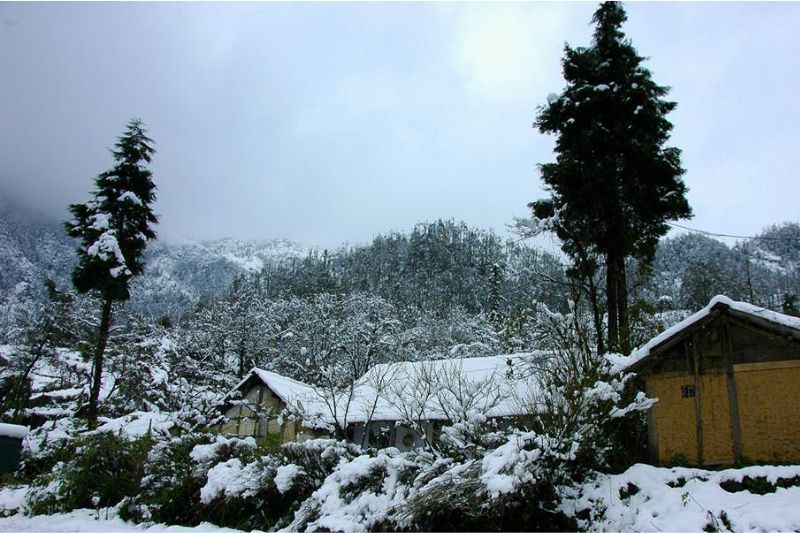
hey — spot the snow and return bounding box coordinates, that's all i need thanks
[190,435,256,464]
[0,422,28,439]
[88,212,110,231]
[93,411,175,439]
[480,432,541,497]
[201,458,245,504]
[563,463,800,532]
[118,191,143,206]
[349,352,548,423]
[0,486,26,516]
[0,509,246,532]
[609,294,800,372]
[238,368,329,419]
[274,464,303,494]
[235,353,550,430]
[86,229,130,277]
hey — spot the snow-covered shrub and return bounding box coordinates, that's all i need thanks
[191,438,363,531]
[121,432,256,526]
[286,448,425,532]
[24,432,151,515]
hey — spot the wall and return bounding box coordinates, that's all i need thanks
[219,382,303,444]
[649,372,700,464]
[734,361,800,463]
[647,353,800,465]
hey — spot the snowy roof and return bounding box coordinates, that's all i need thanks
[347,352,546,423]
[235,367,329,418]
[0,422,29,439]
[614,295,800,372]
[238,353,548,427]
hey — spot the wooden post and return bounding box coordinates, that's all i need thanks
[721,317,743,461]
[256,386,265,438]
[690,335,704,465]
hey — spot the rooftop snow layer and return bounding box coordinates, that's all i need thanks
[237,367,330,418]
[609,295,800,373]
[239,352,549,426]
[0,422,29,439]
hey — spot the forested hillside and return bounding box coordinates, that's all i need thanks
[2,197,799,348]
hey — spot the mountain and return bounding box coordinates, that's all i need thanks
[2,194,799,335]
[128,237,305,318]
[0,198,305,330]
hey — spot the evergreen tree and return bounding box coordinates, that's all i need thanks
[65,119,158,426]
[531,2,691,354]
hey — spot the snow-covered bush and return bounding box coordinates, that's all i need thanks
[24,432,151,515]
[121,432,256,526]
[192,439,363,530]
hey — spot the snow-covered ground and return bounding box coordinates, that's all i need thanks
[0,486,248,532]
[564,463,800,532]
[3,463,800,532]
[0,510,245,532]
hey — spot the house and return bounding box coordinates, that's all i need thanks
[220,353,545,450]
[343,353,541,450]
[626,295,800,466]
[220,368,330,445]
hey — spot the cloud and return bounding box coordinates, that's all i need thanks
[450,4,569,103]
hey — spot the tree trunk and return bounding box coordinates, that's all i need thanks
[606,252,619,353]
[617,256,630,355]
[87,295,113,428]
[588,279,606,355]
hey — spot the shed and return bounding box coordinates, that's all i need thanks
[219,368,329,445]
[626,295,800,466]
[0,423,29,475]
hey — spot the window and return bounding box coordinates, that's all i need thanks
[681,384,696,398]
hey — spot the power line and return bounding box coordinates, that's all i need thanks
[668,222,800,242]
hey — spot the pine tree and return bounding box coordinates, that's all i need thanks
[531,2,691,354]
[65,118,158,426]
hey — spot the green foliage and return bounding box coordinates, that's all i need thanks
[782,293,800,317]
[121,432,219,525]
[26,432,151,515]
[670,452,691,467]
[65,119,158,301]
[719,474,800,495]
[531,1,692,352]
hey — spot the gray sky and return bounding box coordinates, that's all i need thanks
[1,2,798,249]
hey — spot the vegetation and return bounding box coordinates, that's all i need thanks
[530,2,692,354]
[64,119,158,426]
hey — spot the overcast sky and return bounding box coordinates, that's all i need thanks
[1,2,798,249]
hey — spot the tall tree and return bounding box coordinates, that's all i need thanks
[65,118,158,426]
[531,2,691,354]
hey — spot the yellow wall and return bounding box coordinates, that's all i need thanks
[734,362,800,463]
[648,361,800,465]
[220,384,294,443]
[650,373,699,464]
[698,372,733,464]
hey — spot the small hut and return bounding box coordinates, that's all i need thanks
[220,368,329,445]
[628,296,800,466]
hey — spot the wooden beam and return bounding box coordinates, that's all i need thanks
[646,380,659,463]
[728,314,800,345]
[690,335,704,466]
[721,316,744,461]
[256,386,265,438]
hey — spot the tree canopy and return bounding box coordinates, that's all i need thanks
[532,1,692,353]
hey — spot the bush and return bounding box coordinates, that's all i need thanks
[121,432,255,526]
[189,438,363,531]
[26,432,151,515]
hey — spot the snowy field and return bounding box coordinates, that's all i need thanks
[2,463,800,532]
[565,463,800,532]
